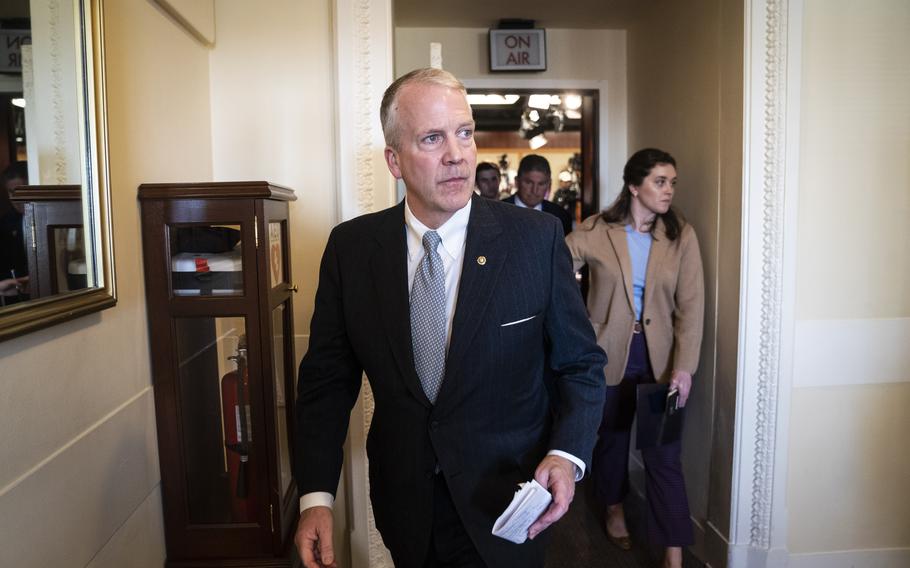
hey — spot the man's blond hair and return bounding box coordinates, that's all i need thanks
[380,68,468,150]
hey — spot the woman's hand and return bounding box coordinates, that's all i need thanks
[669,369,693,407]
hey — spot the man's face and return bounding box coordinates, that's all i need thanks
[384,83,477,228]
[515,169,550,208]
[3,176,26,214]
[475,169,500,199]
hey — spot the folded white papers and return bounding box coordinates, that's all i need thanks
[491,479,552,544]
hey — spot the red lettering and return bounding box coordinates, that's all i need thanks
[517,35,531,48]
[504,35,518,49]
[521,52,530,64]
[506,51,519,65]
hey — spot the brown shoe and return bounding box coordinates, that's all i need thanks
[604,503,632,550]
[607,532,632,550]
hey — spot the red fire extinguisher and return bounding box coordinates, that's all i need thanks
[221,337,256,521]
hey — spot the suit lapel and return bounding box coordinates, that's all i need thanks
[369,202,431,408]
[606,223,635,313]
[436,196,505,407]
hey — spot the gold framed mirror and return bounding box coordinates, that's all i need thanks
[0,0,115,341]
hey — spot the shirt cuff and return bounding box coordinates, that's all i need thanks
[299,491,334,513]
[547,450,585,481]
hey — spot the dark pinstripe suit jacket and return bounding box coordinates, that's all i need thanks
[295,194,606,567]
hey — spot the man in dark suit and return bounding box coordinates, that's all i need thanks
[502,154,574,235]
[294,68,605,568]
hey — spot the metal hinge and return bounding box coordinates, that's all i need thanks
[254,216,260,248]
[29,217,37,250]
[270,504,275,533]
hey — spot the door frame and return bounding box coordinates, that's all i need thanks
[466,87,600,220]
[464,78,624,213]
[724,0,802,566]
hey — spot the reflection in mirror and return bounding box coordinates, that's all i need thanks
[0,0,115,340]
[5,185,87,305]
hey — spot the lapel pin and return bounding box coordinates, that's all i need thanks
[477,256,487,266]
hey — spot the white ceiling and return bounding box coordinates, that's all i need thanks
[393,0,648,29]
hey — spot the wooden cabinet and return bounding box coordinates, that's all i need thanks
[138,182,299,567]
[9,185,88,299]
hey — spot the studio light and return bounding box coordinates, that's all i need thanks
[529,134,548,150]
[466,94,520,105]
[527,94,552,110]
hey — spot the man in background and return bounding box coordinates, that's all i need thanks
[0,162,29,303]
[474,161,501,199]
[502,154,573,235]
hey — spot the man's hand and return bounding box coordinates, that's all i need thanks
[0,276,28,297]
[669,369,693,407]
[528,454,576,540]
[295,506,337,568]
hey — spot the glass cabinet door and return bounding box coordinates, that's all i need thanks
[174,316,258,524]
[270,303,293,501]
[168,224,244,297]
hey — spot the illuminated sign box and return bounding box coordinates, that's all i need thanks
[489,29,547,72]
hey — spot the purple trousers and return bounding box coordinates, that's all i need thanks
[592,332,694,546]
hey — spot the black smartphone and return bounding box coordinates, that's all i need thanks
[666,388,680,416]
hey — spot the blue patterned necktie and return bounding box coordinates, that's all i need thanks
[410,230,447,404]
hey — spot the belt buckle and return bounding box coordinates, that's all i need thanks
[632,321,643,334]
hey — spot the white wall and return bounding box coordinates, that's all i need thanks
[787,0,910,563]
[208,0,344,563]
[394,27,627,208]
[0,0,214,565]
[208,0,338,359]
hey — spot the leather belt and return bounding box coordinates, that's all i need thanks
[632,320,643,334]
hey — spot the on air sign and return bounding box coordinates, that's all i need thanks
[1,30,31,73]
[489,29,547,72]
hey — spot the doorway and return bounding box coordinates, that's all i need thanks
[468,88,600,222]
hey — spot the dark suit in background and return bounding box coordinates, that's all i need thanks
[295,195,605,567]
[501,194,574,236]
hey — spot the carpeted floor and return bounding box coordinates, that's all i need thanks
[544,478,705,568]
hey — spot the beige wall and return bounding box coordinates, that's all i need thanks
[0,0,213,565]
[394,27,627,207]
[625,0,743,554]
[208,0,344,562]
[208,0,337,362]
[788,0,910,558]
[795,0,910,322]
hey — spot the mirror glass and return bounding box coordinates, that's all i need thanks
[0,0,114,338]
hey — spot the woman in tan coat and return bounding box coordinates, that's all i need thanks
[566,148,704,568]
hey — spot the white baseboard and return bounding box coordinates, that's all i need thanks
[789,548,910,568]
[725,543,789,568]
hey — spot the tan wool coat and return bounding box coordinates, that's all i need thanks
[566,214,705,386]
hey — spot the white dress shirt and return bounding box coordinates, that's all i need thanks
[300,198,582,513]
[513,194,543,211]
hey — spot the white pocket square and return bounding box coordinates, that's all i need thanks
[500,315,537,327]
